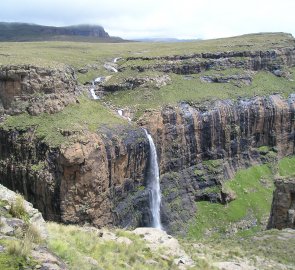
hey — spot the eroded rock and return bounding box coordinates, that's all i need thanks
[268,177,295,229]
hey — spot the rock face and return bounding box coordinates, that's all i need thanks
[268,178,295,229]
[0,65,78,115]
[0,93,295,233]
[0,125,150,228]
[140,94,295,232]
[123,47,295,75]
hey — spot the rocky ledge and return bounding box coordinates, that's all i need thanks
[0,65,79,115]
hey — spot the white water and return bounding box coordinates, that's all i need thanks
[117,109,123,116]
[90,88,99,100]
[144,129,162,230]
[113,57,121,63]
[110,66,118,73]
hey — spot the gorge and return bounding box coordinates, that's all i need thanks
[0,32,295,237]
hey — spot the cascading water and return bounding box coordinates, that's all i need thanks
[144,129,162,230]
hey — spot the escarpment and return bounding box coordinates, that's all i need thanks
[0,65,78,115]
[0,125,150,228]
[139,95,295,232]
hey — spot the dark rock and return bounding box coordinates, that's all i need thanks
[268,177,295,229]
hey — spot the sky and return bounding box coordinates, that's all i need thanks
[1,0,295,40]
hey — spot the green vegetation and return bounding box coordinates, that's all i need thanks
[104,68,295,118]
[9,195,29,222]
[188,156,295,239]
[47,223,177,270]
[31,161,45,171]
[1,95,126,146]
[0,246,37,270]
[278,156,295,176]
[184,229,295,269]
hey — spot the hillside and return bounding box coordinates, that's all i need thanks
[0,22,124,42]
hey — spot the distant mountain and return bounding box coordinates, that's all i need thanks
[0,22,124,42]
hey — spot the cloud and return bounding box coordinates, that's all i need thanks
[0,0,294,39]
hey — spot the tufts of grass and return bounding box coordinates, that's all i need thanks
[47,222,177,270]
[9,195,29,222]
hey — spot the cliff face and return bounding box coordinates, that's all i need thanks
[0,126,150,228]
[139,95,295,232]
[141,95,295,174]
[268,178,295,229]
[1,94,294,232]
[0,65,78,115]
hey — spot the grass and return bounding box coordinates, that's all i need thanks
[47,223,177,270]
[188,156,295,239]
[184,229,295,269]
[1,95,126,146]
[9,195,29,222]
[104,68,295,118]
[0,245,37,270]
[0,32,293,82]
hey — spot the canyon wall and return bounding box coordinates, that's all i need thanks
[0,43,295,233]
[1,94,294,232]
[140,95,295,232]
[0,126,150,228]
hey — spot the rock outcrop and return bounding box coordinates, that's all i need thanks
[0,183,67,270]
[0,65,78,115]
[268,177,295,229]
[0,125,150,228]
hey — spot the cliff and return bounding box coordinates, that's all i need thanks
[0,94,294,232]
[138,95,295,232]
[0,125,151,228]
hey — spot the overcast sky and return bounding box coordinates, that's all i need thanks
[1,0,295,39]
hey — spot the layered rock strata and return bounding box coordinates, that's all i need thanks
[0,126,150,228]
[140,94,295,232]
[0,93,294,232]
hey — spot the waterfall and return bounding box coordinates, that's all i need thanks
[144,129,162,230]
